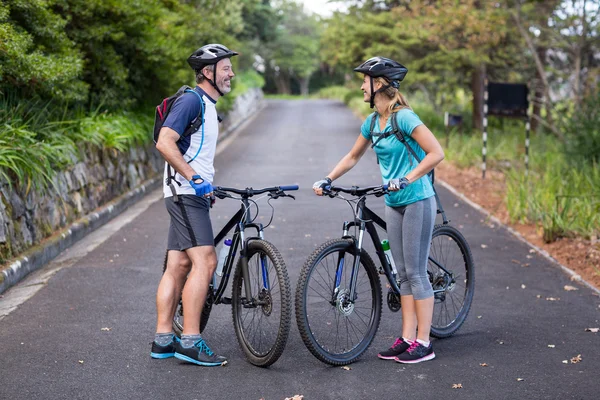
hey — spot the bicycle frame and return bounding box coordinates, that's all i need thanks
[338,197,454,302]
[211,199,269,307]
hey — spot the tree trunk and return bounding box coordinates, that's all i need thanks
[274,70,291,95]
[531,46,547,132]
[472,63,486,132]
[298,76,310,96]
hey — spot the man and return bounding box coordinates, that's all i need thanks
[151,43,237,366]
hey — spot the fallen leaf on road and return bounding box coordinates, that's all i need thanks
[481,244,488,249]
[101,327,111,331]
[529,249,536,254]
[452,384,463,389]
[584,328,599,333]
[570,354,582,364]
[536,295,542,298]
[480,363,488,367]
[564,285,578,291]
[521,284,526,289]
[341,366,351,371]
[522,263,530,267]
[570,275,581,281]
[548,344,555,348]
[304,234,311,238]
[78,360,84,364]
[221,361,228,367]
[511,259,521,265]
[498,340,504,345]
[546,297,560,301]
[454,203,459,207]
[284,395,303,400]
[109,260,113,263]
[477,315,482,319]
[517,378,525,382]
[562,360,568,364]
[526,255,533,259]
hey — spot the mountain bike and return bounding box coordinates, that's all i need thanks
[295,184,474,365]
[163,184,298,367]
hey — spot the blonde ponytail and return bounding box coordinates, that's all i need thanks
[374,77,410,115]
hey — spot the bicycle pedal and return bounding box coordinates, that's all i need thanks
[221,297,232,305]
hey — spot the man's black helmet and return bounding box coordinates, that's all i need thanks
[354,57,408,82]
[187,44,238,71]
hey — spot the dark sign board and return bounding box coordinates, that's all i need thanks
[448,114,463,127]
[488,83,529,117]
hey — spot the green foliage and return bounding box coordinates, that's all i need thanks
[561,92,600,164]
[0,93,151,191]
[0,0,86,101]
[1,0,246,109]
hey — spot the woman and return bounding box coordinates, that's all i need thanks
[312,56,444,364]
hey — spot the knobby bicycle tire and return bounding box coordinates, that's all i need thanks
[429,224,475,338]
[231,240,291,367]
[295,239,382,366]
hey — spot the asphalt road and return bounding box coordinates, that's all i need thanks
[1,100,599,400]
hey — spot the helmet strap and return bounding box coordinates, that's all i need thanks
[369,76,391,109]
[203,65,224,96]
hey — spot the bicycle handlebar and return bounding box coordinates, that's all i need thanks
[325,184,389,197]
[214,185,299,198]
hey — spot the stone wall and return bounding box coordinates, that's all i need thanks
[0,145,163,263]
[0,87,264,266]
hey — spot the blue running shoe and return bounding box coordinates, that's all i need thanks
[174,338,227,366]
[150,335,178,359]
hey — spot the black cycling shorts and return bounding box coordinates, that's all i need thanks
[165,195,214,251]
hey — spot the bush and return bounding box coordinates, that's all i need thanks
[561,92,600,164]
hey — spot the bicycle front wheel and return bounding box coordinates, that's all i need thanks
[231,240,291,367]
[295,239,382,366]
[429,224,475,338]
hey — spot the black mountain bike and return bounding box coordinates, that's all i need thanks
[295,184,474,366]
[163,185,298,367]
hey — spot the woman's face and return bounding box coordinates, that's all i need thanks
[360,75,381,103]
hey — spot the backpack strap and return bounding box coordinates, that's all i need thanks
[166,88,206,202]
[389,111,448,223]
[390,112,435,184]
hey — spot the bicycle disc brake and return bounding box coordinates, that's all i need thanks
[336,289,355,316]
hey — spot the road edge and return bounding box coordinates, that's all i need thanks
[437,179,600,296]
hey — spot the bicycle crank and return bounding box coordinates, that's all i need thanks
[387,289,401,312]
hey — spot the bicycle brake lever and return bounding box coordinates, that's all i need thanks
[214,190,228,199]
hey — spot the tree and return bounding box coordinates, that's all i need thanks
[266,0,321,95]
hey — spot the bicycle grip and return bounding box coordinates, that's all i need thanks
[382,184,389,191]
[279,185,299,191]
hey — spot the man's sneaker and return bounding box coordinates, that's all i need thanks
[150,335,178,359]
[395,341,435,364]
[174,338,227,366]
[378,338,411,360]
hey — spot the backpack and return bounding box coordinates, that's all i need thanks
[369,111,448,223]
[153,85,205,145]
[153,85,206,200]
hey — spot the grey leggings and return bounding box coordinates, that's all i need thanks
[385,196,436,300]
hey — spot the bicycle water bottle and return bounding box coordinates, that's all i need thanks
[216,239,232,276]
[381,240,398,276]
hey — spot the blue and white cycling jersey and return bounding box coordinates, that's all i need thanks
[161,86,219,198]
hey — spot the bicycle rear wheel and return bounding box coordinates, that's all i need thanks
[231,240,291,367]
[295,239,382,366]
[428,224,475,338]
